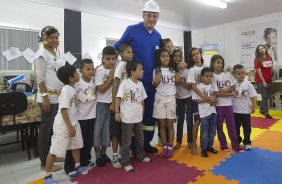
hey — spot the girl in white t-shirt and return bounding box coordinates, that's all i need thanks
[172,49,193,150]
[152,48,180,158]
[210,55,244,153]
[187,48,216,154]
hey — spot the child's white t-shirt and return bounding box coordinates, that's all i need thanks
[192,83,218,118]
[116,78,147,123]
[54,85,78,126]
[95,65,112,103]
[187,65,205,85]
[153,68,176,96]
[75,78,97,120]
[232,80,257,114]
[213,71,237,106]
[176,67,192,99]
[114,60,128,81]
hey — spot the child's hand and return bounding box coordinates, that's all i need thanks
[68,126,76,137]
[263,81,268,87]
[154,74,161,84]
[209,97,217,106]
[110,103,114,112]
[115,112,121,122]
[251,105,256,114]
[231,90,236,96]
[175,73,181,83]
[109,68,115,80]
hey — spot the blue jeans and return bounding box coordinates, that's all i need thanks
[200,113,217,151]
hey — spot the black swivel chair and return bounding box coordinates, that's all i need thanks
[0,92,31,160]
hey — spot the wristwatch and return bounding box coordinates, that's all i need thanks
[41,92,48,97]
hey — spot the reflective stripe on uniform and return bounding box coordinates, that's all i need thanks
[143,125,155,131]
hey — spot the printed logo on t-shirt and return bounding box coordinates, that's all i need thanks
[103,73,109,81]
[80,87,95,101]
[124,88,142,103]
[234,86,248,98]
[195,74,202,84]
[217,80,231,89]
[161,75,175,85]
[70,95,78,107]
[203,89,215,98]
[262,60,272,67]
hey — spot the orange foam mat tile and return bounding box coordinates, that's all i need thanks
[269,119,282,132]
[252,130,282,152]
[188,171,239,184]
[27,178,43,184]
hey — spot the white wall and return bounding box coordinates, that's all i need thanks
[192,12,282,69]
[0,0,64,52]
[82,13,184,66]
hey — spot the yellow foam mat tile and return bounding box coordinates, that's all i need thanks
[269,119,282,132]
[253,130,282,152]
[161,136,234,171]
[253,109,282,119]
[188,171,239,184]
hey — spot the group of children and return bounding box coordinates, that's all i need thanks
[43,38,258,183]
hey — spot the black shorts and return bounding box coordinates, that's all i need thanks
[110,112,122,137]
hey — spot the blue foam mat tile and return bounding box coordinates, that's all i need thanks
[211,148,282,184]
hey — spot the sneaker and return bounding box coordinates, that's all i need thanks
[173,143,181,150]
[207,147,218,154]
[76,166,88,175]
[201,150,208,157]
[112,154,122,168]
[265,114,273,119]
[87,161,96,170]
[237,146,245,153]
[124,165,134,172]
[44,175,56,184]
[101,154,111,163]
[259,111,265,115]
[220,146,230,152]
[244,144,253,151]
[166,145,174,158]
[145,146,158,154]
[96,157,106,167]
[161,144,168,157]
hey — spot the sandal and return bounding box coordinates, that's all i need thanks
[124,165,134,172]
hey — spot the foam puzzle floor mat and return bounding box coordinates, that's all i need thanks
[28,110,282,184]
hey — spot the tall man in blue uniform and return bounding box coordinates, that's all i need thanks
[114,0,161,153]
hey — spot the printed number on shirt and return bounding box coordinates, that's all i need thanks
[217,80,231,89]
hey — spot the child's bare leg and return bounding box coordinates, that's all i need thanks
[166,119,174,145]
[45,153,56,174]
[72,149,80,166]
[192,120,200,154]
[159,119,167,145]
[112,136,119,154]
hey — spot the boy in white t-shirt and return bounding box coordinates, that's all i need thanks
[64,59,97,175]
[44,65,87,184]
[192,67,219,158]
[115,61,151,172]
[111,43,133,168]
[94,46,116,167]
[232,64,257,151]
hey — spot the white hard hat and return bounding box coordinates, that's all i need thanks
[143,0,160,13]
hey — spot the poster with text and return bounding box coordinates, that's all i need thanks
[238,21,278,68]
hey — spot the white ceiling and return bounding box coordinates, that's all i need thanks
[23,0,282,30]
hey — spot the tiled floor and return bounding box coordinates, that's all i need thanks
[1,110,282,184]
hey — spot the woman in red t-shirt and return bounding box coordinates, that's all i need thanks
[254,44,273,119]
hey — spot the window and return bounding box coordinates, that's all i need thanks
[0,27,39,70]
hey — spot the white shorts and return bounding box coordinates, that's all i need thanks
[49,122,83,158]
[153,93,176,119]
